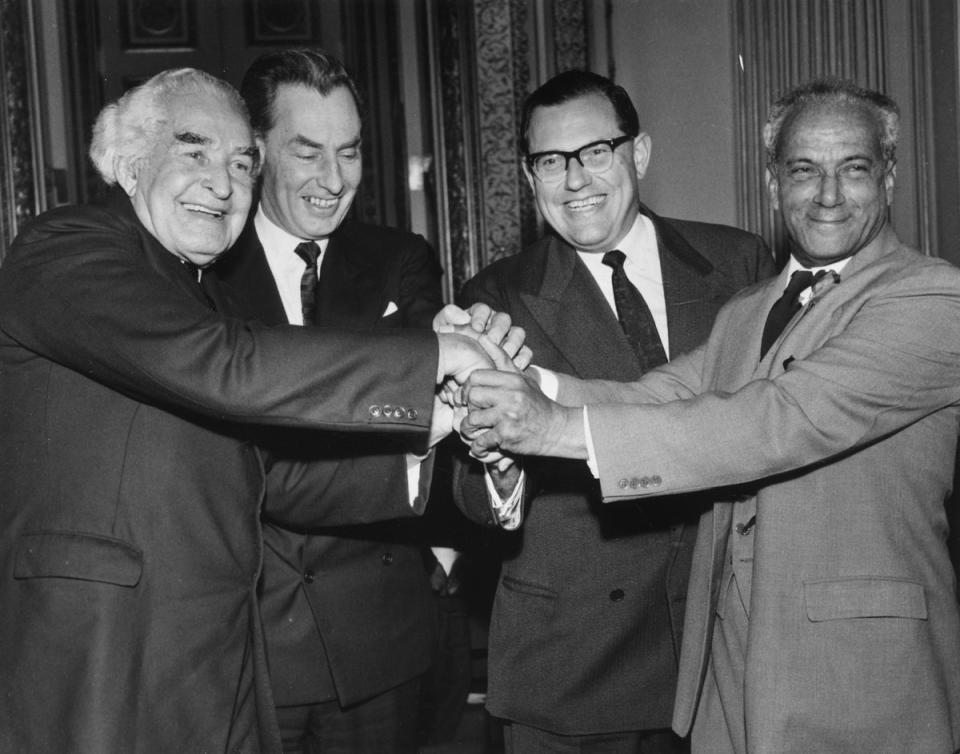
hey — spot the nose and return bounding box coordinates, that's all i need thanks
[815,172,843,207]
[204,163,232,199]
[564,154,592,191]
[316,158,345,196]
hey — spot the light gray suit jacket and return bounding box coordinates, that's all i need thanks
[558,228,960,753]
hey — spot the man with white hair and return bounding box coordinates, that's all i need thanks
[0,68,492,753]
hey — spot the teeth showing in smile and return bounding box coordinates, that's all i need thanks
[305,196,337,209]
[566,195,604,211]
[184,203,225,219]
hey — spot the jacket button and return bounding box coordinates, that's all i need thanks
[618,478,629,489]
[383,404,393,417]
[407,408,418,420]
[392,407,405,419]
[640,476,650,488]
[303,570,316,584]
[368,405,382,418]
[381,552,394,565]
[650,475,662,486]
[629,477,641,489]
[609,588,625,602]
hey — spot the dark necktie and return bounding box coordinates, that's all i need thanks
[602,250,668,371]
[294,241,320,325]
[760,269,824,359]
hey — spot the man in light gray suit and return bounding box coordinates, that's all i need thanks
[461,78,960,753]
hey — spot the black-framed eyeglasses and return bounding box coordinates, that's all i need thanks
[526,135,634,182]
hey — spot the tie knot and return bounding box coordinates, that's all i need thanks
[294,241,320,267]
[602,250,627,270]
[784,269,816,299]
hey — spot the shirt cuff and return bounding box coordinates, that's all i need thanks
[531,365,559,400]
[406,452,428,506]
[485,466,525,530]
[583,406,600,479]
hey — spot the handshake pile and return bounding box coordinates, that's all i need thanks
[429,303,585,472]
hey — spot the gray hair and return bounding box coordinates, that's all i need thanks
[89,68,250,185]
[763,78,900,166]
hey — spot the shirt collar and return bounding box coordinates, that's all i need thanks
[576,213,659,271]
[784,254,852,280]
[254,205,330,267]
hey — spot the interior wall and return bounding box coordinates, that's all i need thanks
[604,0,739,226]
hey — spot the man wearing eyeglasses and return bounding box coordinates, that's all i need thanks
[455,70,774,752]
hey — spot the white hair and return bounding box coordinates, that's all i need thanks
[89,68,250,185]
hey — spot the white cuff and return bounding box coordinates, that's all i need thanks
[406,452,428,506]
[485,466,525,530]
[583,406,600,479]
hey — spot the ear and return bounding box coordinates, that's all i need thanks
[632,133,652,180]
[521,158,536,193]
[115,154,140,197]
[766,164,780,211]
[884,161,896,205]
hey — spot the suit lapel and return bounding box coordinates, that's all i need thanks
[520,236,644,380]
[315,229,385,327]
[218,221,288,325]
[646,207,720,359]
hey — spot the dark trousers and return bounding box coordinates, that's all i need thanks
[275,675,421,754]
[503,721,689,754]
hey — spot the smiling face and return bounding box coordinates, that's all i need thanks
[119,90,257,267]
[523,92,649,253]
[768,100,895,267]
[257,83,362,240]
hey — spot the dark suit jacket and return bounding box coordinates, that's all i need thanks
[456,206,773,735]
[0,203,437,753]
[215,217,444,707]
[562,230,960,753]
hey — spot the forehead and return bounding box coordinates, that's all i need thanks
[268,83,361,138]
[527,93,618,152]
[162,90,253,148]
[779,100,882,160]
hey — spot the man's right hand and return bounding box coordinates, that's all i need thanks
[434,303,532,371]
[435,332,495,385]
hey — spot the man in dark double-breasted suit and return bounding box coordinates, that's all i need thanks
[216,48,444,753]
[456,71,773,752]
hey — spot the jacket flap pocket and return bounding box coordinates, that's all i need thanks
[15,531,143,587]
[804,577,927,621]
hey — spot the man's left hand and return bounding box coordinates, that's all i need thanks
[461,369,587,460]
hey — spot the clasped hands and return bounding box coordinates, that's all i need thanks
[431,304,583,467]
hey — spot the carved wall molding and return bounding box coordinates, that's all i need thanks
[0,0,41,261]
[430,0,590,296]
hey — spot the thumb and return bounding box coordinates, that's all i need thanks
[478,334,519,373]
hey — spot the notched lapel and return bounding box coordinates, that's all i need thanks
[315,235,385,327]
[520,238,644,380]
[764,272,844,372]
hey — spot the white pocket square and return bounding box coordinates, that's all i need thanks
[382,301,399,317]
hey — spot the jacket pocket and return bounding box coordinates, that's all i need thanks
[501,574,558,600]
[14,531,143,587]
[803,576,927,621]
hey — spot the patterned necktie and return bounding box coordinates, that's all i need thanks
[602,250,668,371]
[294,241,320,325]
[760,269,824,359]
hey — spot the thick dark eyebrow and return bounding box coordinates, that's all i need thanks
[174,131,211,146]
